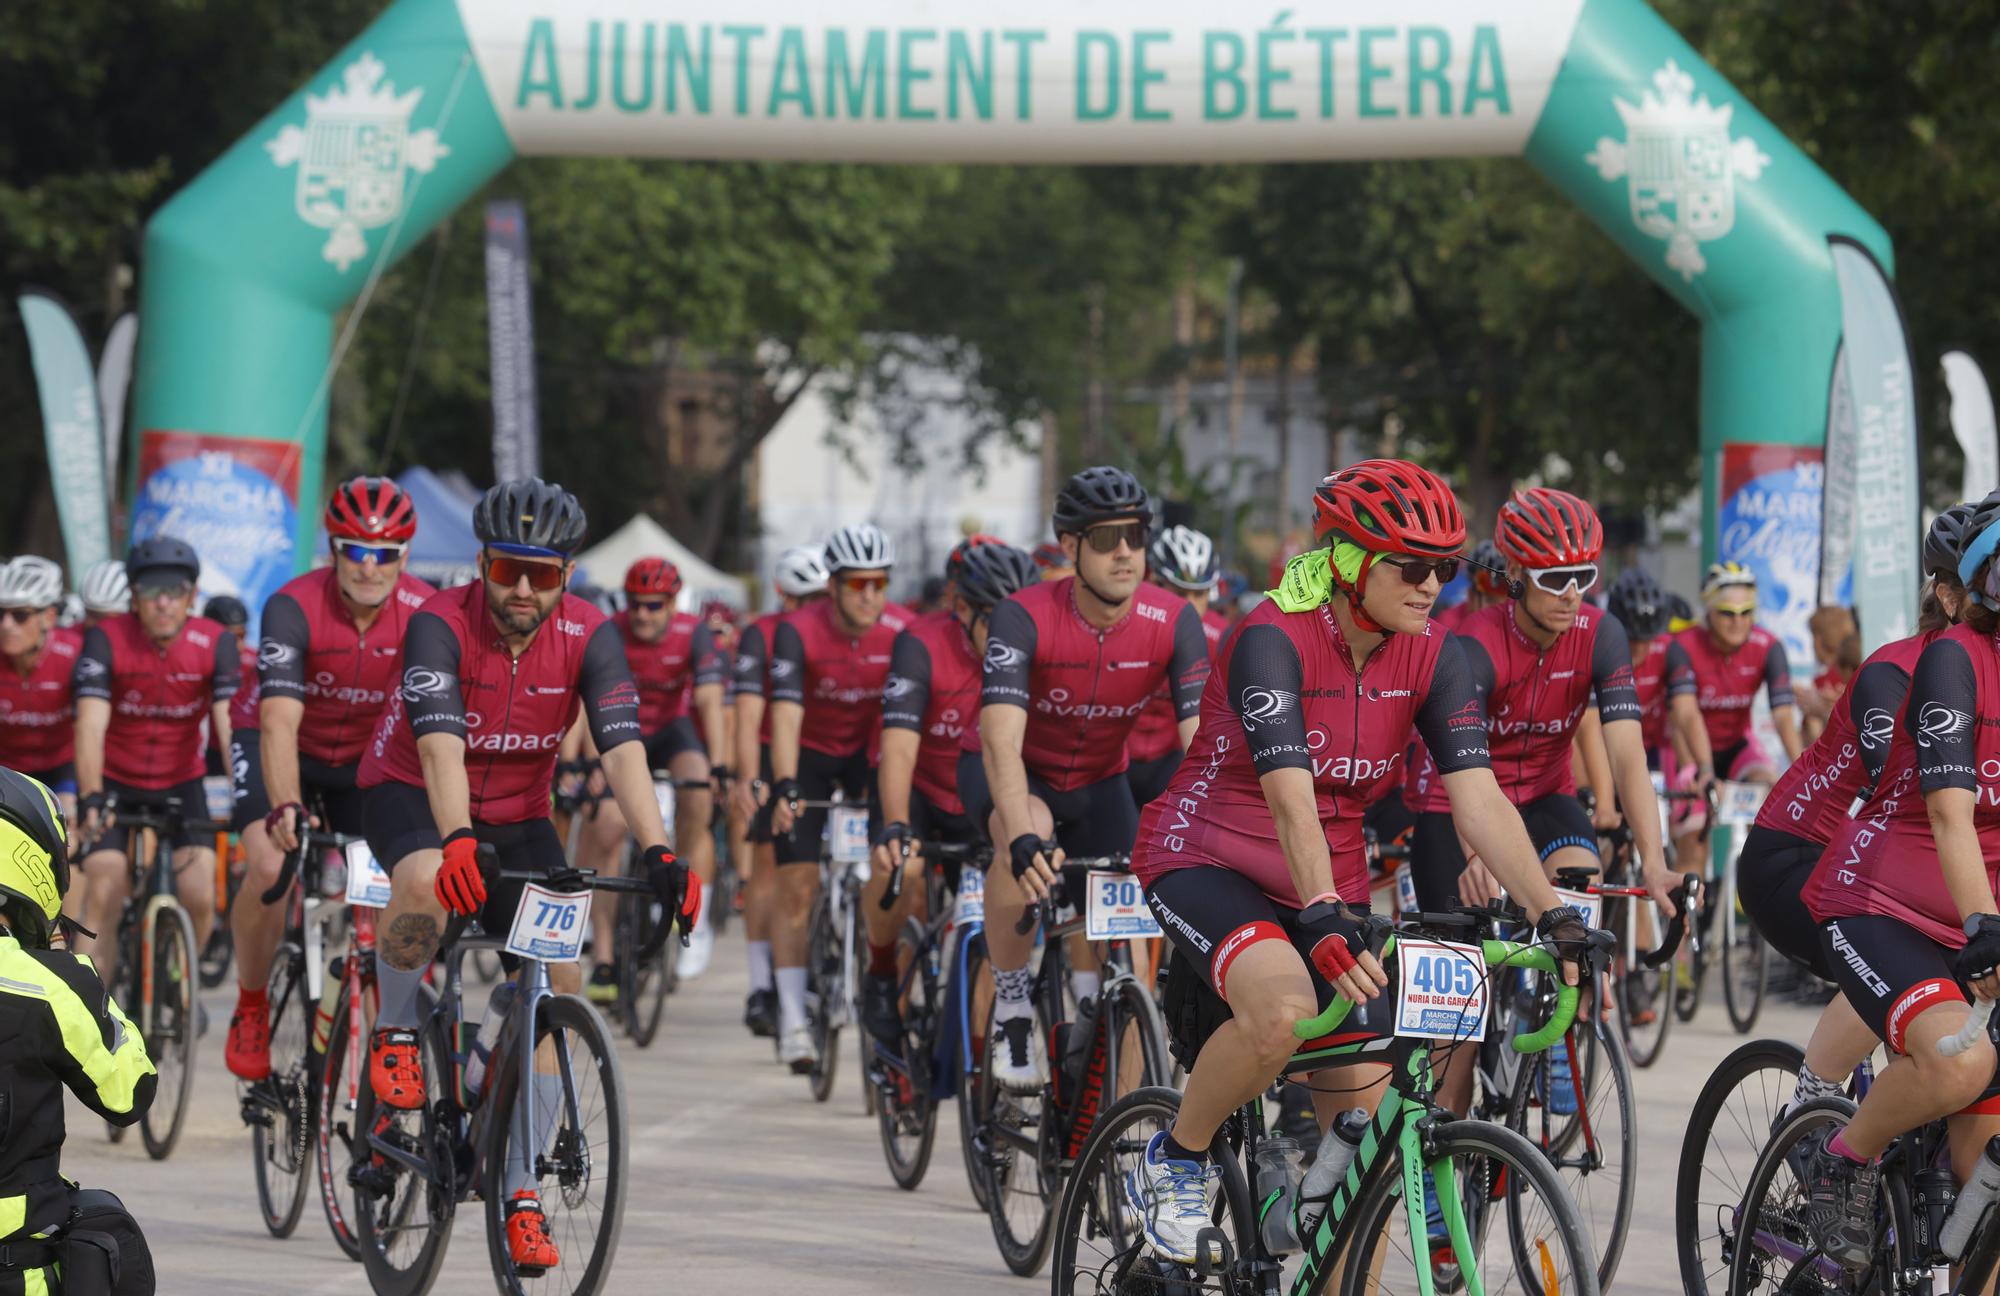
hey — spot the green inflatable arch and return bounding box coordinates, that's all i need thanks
[134,0,1914,658]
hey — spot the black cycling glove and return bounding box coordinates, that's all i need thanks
[1958,914,2000,982]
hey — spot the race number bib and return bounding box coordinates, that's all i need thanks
[653,781,677,842]
[203,776,233,824]
[1085,872,1162,941]
[343,841,393,910]
[827,805,871,865]
[1715,781,1766,827]
[954,868,985,928]
[1553,886,1602,929]
[1394,939,1488,1042]
[504,884,589,963]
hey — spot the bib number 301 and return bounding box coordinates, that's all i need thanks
[1085,872,1162,941]
[1394,939,1489,1042]
[505,884,589,963]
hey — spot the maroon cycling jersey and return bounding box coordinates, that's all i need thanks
[768,600,909,760]
[731,613,783,746]
[75,613,239,788]
[1134,599,1488,906]
[616,610,726,734]
[1406,603,1639,813]
[1130,607,1229,762]
[0,627,82,772]
[258,568,437,767]
[975,578,1209,791]
[881,611,981,815]
[359,584,641,824]
[1805,624,2000,948]
[228,640,258,734]
[1627,635,1697,750]
[1674,623,1794,750]
[1757,630,1931,845]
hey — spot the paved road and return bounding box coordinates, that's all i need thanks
[65,933,1820,1294]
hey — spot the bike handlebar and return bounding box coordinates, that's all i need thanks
[1013,856,1134,935]
[877,839,994,910]
[258,825,369,907]
[1942,997,1997,1057]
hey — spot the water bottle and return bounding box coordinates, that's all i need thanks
[1940,1135,2000,1259]
[1252,1136,1305,1255]
[1294,1110,1372,1233]
[462,982,516,1101]
[309,956,346,1056]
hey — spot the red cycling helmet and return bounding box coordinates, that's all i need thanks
[1495,488,1604,567]
[1313,459,1466,557]
[698,598,736,626]
[624,557,683,598]
[1032,541,1071,572]
[326,476,417,543]
[947,533,1005,579]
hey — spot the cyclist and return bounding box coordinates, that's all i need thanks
[862,541,1039,1046]
[765,524,906,1071]
[1432,538,1507,633]
[1032,541,1073,583]
[1125,526,1230,809]
[729,545,829,1039]
[0,768,158,1296]
[77,559,129,628]
[72,536,240,989]
[1797,499,2000,1269]
[0,558,83,818]
[1127,460,1592,1263]
[223,477,434,1082]
[968,466,1211,1091]
[576,556,729,997]
[1604,567,1705,775]
[202,595,251,781]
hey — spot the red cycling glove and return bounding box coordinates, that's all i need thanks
[434,830,485,915]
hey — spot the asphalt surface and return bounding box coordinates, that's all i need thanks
[64,930,1824,1294]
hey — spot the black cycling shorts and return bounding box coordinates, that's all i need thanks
[956,750,1140,862]
[1363,785,1415,849]
[774,746,879,866]
[643,716,707,771]
[1738,825,1831,981]
[1409,793,1598,912]
[229,730,368,837]
[1125,750,1183,809]
[92,776,215,855]
[1820,915,2000,1094]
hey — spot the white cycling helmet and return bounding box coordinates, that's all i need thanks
[773,546,830,598]
[822,524,895,573]
[79,559,130,614]
[1149,525,1220,592]
[0,557,64,610]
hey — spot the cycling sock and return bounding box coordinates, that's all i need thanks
[1159,1132,1207,1164]
[867,942,898,978]
[1071,970,1101,1005]
[746,940,774,992]
[374,956,426,1031]
[1793,1065,1844,1106]
[236,984,268,1009]
[775,966,809,1033]
[506,1073,564,1197]
[993,965,1035,1015]
[1828,1129,1872,1164]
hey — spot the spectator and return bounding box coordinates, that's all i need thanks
[1799,605,1859,743]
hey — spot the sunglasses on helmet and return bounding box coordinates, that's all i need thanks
[485,552,567,592]
[1084,521,1148,554]
[1378,555,1460,587]
[1526,564,1598,596]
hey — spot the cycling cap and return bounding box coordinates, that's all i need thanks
[0,768,69,949]
[125,535,201,586]
[473,478,587,557]
[955,543,1039,611]
[1468,540,1508,597]
[202,595,249,628]
[1496,488,1604,568]
[823,524,895,573]
[1312,459,1465,557]
[326,475,417,543]
[0,556,64,610]
[946,533,1005,581]
[773,545,830,597]
[1032,542,1071,572]
[1052,467,1150,537]
[79,560,129,614]
[1606,567,1671,640]
[1926,500,1980,579]
[1700,561,1757,605]
[625,557,683,599]
[1149,525,1220,592]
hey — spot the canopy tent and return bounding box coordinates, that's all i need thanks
[311,466,481,587]
[573,515,746,609]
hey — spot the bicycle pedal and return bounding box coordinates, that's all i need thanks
[239,1098,274,1128]
[1192,1227,1233,1278]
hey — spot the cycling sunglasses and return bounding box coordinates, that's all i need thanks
[1084,521,1148,554]
[1378,555,1460,587]
[840,574,890,594]
[134,579,194,602]
[336,541,408,565]
[630,598,669,613]
[485,553,567,592]
[0,607,39,624]
[1526,564,1599,596]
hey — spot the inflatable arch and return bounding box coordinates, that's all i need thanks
[133,0,1914,654]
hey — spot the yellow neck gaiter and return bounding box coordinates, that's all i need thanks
[1269,543,1370,612]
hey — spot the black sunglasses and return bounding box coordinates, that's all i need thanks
[1378,555,1460,587]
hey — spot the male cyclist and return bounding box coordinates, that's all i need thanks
[202,595,251,782]
[72,536,239,989]
[729,545,829,1038]
[576,557,729,997]
[0,558,83,817]
[1603,567,1705,776]
[766,524,906,1071]
[969,467,1210,1091]
[1126,526,1230,808]
[356,478,691,1273]
[77,560,129,629]
[224,477,434,1081]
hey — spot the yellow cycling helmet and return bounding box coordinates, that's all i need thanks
[0,767,69,948]
[1701,561,1757,608]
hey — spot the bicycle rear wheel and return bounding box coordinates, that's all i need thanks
[876,918,939,1191]
[252,940,314,1237]
[618,889,671,1048]
[1506,1024,1635,1291]
[1727,1098,1860,1296]
[140,902,199,1161]
[1617,937,1673,1069]
[956,933,995,1211]
[480,994,628,1295]
[355,992,458,1296]
[316,974,373,1261]
[1721,882,1768,1034]
[1674,1037,1803,1296]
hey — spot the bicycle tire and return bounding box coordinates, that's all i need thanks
[1720,880,1767,1035]
[853,894,876,1117]
[1726,1098,1860,1296]
[140,902,199,1161]
[982,1002,1058,1276]
[1506,1023,1636,1291]
[1340,1117,1602,1296]
[1674,1037,1804,1296]
[806,886,842,1102]
[481,994,629,1296]
[877,918,940,1191]
[252,940,314,1237]
[315,974,372,1262]
[1050,1086,1254,1296]
[1616,910,1674,1068]
[618,891,671,1048]
[199,920,234,989]
[956,933,995,1211]
[355,989,457,1296]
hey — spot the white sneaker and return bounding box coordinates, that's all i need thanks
[678,893,713,980]
[992,1014,1047,1093]
[779,1024,816,1074]
[1123,1131,1221,1265]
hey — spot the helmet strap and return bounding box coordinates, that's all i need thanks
[1075,569,1132,616]
[1334,551,1388,635]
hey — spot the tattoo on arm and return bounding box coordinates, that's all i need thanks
[382,913,442,972]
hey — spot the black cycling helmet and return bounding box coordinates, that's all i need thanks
[473,478,588,556]
[125,535,201,586]
[1928,500,1982,579]
[1052,467,1150,537]
[202,595,249,628]
[955,543,1039,611]
[1606,567,1671,640]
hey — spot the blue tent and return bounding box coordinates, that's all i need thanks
[313,466,481,586]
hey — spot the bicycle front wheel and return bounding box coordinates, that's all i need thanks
[805,888,843,1102]
[617,890,671,1048]
[955,933,995,1211]
[1720,882,1767,1034]
[981,1007,1057,1276]
[316,974,373,1261]
[1675,1037,1803,1296]
[252,940,314,1237]
[1339,1117,1601,1296]
[480,994,629,1296]
[355,991,458,1296]
[140,902,199,1161]
[877,918,940,1191]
